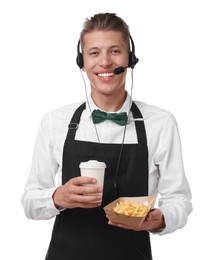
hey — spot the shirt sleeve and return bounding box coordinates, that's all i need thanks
[21,113,60,220]
[154,114,193,235]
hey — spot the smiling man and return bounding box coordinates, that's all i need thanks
[21,13,192,260]
[82,30,129,111]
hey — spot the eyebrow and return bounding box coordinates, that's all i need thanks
[87,47,99,52]
[87,45,121,52]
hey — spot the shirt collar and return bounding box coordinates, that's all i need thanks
[85,92,132,118]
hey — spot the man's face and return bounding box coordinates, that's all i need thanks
[82,30,129,98]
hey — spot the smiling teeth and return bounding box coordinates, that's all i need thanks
[97,73,114,77]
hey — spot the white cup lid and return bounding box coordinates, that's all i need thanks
[79,160,106,168]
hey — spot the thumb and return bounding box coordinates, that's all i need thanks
[146,209,160,221]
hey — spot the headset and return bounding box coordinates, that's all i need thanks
[76,35,139,70]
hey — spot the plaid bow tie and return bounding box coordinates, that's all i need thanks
[92,109,128,126]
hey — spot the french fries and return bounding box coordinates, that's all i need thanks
[113,197,155,217]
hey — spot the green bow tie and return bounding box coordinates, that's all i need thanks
[92,109,128,126]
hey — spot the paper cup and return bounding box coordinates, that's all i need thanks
[79,160,106,200]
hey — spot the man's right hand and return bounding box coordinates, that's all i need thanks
[52,176,103,209]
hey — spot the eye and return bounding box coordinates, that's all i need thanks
[89,51,99,56]
[111,48,121,55]
[87,48,100,56]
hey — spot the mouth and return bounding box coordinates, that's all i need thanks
[96,72,115,78]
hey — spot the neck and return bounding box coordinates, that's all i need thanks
[91,90,127,112]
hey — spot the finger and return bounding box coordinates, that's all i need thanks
[74,201,102,208]
[71,193,103,203]
[70,185,103,195]
[146,209,160,221]
[69,176,98,185]
[108,221,139,231]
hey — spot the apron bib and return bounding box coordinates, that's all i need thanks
[45,102,153,260]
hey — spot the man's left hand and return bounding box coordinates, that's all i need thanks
[108,208,166,232]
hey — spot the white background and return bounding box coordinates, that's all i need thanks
[0,0,213,259]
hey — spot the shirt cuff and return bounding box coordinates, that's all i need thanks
[154,208,174,235]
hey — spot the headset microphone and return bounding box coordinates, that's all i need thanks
[114,66,129,75]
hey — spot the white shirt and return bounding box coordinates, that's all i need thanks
[21,93,192,235]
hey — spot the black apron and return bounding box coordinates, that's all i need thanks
[45,102,153,260]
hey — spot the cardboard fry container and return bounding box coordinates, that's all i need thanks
[103,196,155,227]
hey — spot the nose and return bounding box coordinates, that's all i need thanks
[99,53,112,68]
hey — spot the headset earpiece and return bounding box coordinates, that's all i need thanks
[76,40,84,69]
[128,51,139,68]
[128,35,139,68]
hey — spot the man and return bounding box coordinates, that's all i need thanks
[21,13,192,259]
